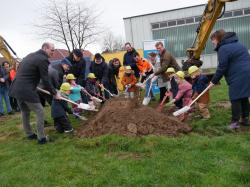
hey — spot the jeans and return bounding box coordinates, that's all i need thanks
[231,97,250,122]
[0,86,12,114]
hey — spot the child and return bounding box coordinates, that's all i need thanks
[168,71,192,121]
[121,66,137,99]
[66,74,82,115]
[188,66,210,119]
[85,73,102,102]
[51,82,73,133]
[166,67,183,108]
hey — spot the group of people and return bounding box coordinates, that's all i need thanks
[2,29,250,144]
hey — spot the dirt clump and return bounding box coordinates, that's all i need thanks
[77,98,192,137]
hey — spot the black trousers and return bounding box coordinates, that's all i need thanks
[54,116,72,133]
[9,96,19,111]
[231,97,250,122]
[159,87,167,102]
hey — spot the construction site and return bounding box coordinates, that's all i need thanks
[1,0,250,186]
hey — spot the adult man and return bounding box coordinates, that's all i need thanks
[90,53,109,99]
[66,49,86,87]
[9,43,59,144]
[123,42,140,78]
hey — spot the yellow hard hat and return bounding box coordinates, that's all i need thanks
[188,66,199,75]
[66,74,76,80]
[87,73,96,79]
[176,71,185,79]
[166,67,175,73]
[60,82,71,92]
[125,66,132,73]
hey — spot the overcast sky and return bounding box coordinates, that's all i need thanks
[0,0,205,57]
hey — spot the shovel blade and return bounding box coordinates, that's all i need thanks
[173,106,190,116]
[77,103,98,111]
[142,97,151,106]
[92,97,102,103]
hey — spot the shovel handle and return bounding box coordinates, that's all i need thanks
[189,84,212,107]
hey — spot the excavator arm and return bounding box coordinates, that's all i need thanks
[0,35,19,65]
[182,0,238,71]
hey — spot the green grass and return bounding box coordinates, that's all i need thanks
[0,80,250,187]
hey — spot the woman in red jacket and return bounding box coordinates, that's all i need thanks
[9,60,20,112]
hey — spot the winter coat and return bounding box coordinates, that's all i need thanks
[136,58,153,75]
[170,77,178,98]
[9,69,16,82]
[51,98,72,119]
[48,64,65,90]
[123,48,140,77]
[66,55,86,87]
[90,60,109,85]
[175,80,192,106]
[192,74,210,104]
[0,66,10,88]
[151,57,168,88]
[9,50,56,103]
[121,73,137,92]
[211,32,250,101]
[69,84,82,102]
[154,49,181,82]
[85,79,100,98]
[108,61,120,95]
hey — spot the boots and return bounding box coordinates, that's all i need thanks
[240,117,249,126]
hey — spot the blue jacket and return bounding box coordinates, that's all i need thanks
[51,99,72,119]
[211,32,250,100]
[192,74,209,94]
[69,85,82,102]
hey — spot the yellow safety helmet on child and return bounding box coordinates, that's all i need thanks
[60,82,71,92]
[176,71,185,79]
[188,66,199,75]
[166,67,175,73]
[87,73,96,79]
[66,74,76,80]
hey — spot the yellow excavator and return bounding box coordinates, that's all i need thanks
[0,35,19,65]
[182,0,238,71]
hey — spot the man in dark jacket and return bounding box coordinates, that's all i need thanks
[9,42,59,144]
[123,42,140,78]
[210,30,250,129]
[90,53,110,99]
[66,49,86,87]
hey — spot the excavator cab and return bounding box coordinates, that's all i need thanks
[0,35,19,65]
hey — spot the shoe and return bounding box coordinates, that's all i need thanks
[240,118,249,126]
[0,113,4,117]
[38,136,49,144]
[228,121,240,130]
[27,134,37,140]
[64,128,74,133]
[8,111,15,115]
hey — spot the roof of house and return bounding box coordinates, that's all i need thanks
[49,49,93,61]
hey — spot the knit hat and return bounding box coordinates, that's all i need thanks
[73,49,83,58]
[61,58,72,67]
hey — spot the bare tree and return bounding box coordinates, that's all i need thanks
[102,31,124,53]
[35,0,102,51]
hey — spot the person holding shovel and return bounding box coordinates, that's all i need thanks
[121,66,137,99]
[188,66,210,119]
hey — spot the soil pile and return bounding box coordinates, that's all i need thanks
[77,98,192,137]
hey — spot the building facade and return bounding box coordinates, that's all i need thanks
[123,1,250,68]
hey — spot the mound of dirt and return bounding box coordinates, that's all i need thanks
[77,98,192,137]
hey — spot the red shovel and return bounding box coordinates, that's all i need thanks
[156,91,172,112]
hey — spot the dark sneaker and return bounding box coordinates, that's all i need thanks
[229,122,240,130]
[240,118,249,126]
[38,136,49,144]
[27,134,37,140]
[8,111,14,115]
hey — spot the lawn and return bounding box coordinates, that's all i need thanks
[0,80,250,187]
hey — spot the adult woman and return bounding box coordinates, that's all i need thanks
[9,60,20,112]
[210,29,250,129]
[108,58,121,95]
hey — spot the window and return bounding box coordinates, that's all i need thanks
[177,19,185,25]
[168,20,176,27]
[234,10,243,16]
[160,22,168,28]
[223,11,232,18]
[186,17,194,24]
[152,23,159,29]
[244,8,250,15]
[195,16,202,22]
